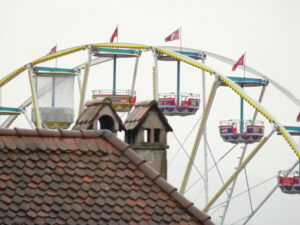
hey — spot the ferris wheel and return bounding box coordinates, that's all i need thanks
[0,42,299,225]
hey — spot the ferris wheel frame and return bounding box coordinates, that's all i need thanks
[0,42,299,224]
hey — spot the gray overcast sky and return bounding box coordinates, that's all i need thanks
[1,0,300,224]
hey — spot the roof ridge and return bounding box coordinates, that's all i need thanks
[0,128,106,138]
[134,100,156,107]
[102,132,213,225]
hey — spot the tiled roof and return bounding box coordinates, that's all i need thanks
[124,100,173,131]
[73,98,125,131]
[0,128,213,225]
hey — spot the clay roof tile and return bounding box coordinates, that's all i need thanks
[0,128,213,225]
[1,136,17,150]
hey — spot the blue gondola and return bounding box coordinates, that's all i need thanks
[219,120,264,144]
[157,49,202,116]
[158,92,200,116]
[219,76,266,144]
[278,171,300,194]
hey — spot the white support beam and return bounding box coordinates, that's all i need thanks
[180,76,220,194]
[22,109,34,129]
[153,51,159,101]
[131,51,140,97]
[252,85,267,122]
[220,145,247,225]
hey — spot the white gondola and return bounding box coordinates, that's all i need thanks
[31,67,75,129]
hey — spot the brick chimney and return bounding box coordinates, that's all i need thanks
[124,100,172,179]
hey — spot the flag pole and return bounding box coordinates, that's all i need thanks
[180,27,182,51]
[113,25,118,95]
[241,52,246,133]
[55,44,58,68]
[243,51,246,78]
[177,27,182,106]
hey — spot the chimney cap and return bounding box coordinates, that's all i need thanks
[85,97,112,107]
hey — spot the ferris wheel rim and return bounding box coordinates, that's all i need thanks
[1,42,299,223]
[0,42,298,156]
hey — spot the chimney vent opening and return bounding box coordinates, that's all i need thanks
[99,115,115,132]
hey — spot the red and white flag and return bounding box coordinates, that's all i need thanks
[49,45,57,55]
[296,112,300,122]
[165,28,180,42]
[232,54,245,71]
[110,26,118,43]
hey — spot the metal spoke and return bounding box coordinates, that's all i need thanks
[243,167,254,212]
[210,175,277,211]
[171,131,205,184]
[168,114,202,166]
[185,143,238,194]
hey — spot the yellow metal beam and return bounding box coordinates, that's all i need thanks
[92,43,151,50]
[0,65,26,87]
[180,78,219,194]
[77,63,88,118]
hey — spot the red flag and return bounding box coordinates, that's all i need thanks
[165,29,180,42]
[49,45,57,55]
[296,112,300,122]
[232,54,245,71]
[110,26,118,43]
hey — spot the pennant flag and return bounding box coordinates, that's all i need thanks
[296,112,300,122]
[110,26,118,43]
[49,45,57,55]
[165,28,180,42]
[232,54,245,71]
